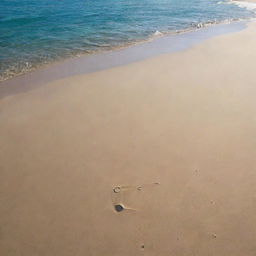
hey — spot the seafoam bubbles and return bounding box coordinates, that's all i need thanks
[153,30,163,37]
[228,0,256,12]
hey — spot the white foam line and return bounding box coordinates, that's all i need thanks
[228,0,256,11]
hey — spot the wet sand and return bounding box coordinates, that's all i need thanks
[1,21,256,255]
[0,21,246,99]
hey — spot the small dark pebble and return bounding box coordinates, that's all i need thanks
[114,204,124,212]
[141,244,145,249]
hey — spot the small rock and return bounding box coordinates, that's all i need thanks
[114,204,124,212]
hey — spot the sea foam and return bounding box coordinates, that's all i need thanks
[229,1,256,11]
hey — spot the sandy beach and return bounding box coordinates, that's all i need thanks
[1,21,256,255]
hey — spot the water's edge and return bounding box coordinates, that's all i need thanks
[0,20,248,99]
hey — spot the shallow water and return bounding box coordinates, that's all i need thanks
[0,0,255,81]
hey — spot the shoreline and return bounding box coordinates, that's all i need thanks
[0,20,248,99]
[0,15,250,84]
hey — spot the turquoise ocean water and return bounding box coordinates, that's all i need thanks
[0,0,256,81]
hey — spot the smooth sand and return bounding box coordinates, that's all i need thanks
[1,22,256,256]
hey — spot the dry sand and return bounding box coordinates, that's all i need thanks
[1,21,256,256]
